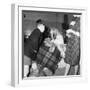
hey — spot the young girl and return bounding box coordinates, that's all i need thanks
[50,28,66,58]
[50,28,66,70]
[36,28,66,76]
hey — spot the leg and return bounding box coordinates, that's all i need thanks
[64,63,70,75]
[27,65,32,77]
[24,55,32,77]
[77,64,80,75]
[74,65,79,75]
[24,65,29,77]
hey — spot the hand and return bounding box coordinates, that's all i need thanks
[49,47,55,52]
[45,42,52,47]
[44,38,52,47]
[44,38,51,43]
[61,52,65,58]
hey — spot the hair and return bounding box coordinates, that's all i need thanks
[36,19,44,25]
[50,28,61,40]
[70,16,80,32]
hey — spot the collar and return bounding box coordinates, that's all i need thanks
[66,29,80,37]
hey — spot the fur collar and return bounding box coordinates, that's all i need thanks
[66,29,80,37]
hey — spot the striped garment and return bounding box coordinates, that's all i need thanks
[36,43,61,73]
[65,33,80,66]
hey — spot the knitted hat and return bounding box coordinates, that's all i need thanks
[69,15,80,32]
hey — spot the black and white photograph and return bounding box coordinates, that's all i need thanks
[11,3,87,87]
[0,0,89,88]
[23,10,81,78]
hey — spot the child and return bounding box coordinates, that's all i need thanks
[36,28,66,76]
[50,28,66,58]
[50,28,66,69]
[24,19,45,77]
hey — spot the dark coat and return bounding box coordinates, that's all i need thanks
[24,28,43,60]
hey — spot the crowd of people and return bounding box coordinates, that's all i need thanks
[24,15,80,77]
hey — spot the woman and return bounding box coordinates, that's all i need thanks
[64,16,80,75]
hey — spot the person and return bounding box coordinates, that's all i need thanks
[64,15,80,75]
[24,19,46,77]
[36,28,65,76]
[28,25,51,77]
